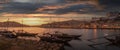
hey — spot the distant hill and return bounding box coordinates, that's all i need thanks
[0,21,30,27]
[40,20,88,28]
[40,19,120,29]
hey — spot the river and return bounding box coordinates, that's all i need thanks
[1,27,120,50]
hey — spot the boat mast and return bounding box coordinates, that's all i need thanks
[48,16,50,32]
[56,15,60,32]
[48,16,52,33]
[6,18,9,30]
[70,16,74,28]
[22,18,23,32]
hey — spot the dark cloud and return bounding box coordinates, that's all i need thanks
[99,0,120,6]
[11,0,65,4]
[1,1,96,14]
[54,4,99,14]
[98,0,120,12]
[33,3,101,14]
[64,0,88,2]
[0,0,120,15]
[0,2,43,13]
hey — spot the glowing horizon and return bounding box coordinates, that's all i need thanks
[0,17,72,26]
[0,13,102,26]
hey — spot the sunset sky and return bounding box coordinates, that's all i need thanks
[0,0,120,25]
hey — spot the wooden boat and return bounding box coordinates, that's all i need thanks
[0,18,17,38]
[16,30,38,37]
[16,33,38,37]
[14,19,38,37]
[39,36,71,43]
[0,29,17,38]
[44,31,81,39]
[87,35,120,48]
[52,34,81,39]
[105,35,120,45]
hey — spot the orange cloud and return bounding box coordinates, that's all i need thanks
[1,13,56,17]
[35,0,103,13]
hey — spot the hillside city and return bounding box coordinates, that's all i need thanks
[40,11,120,29]
[0,11,119,29]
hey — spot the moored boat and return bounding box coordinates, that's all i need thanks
[39,36,71,43]
[105,35,120,45]
[0,29,17,38]
[15,30,38,37]
[44,31,82,39]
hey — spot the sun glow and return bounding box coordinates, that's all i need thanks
[21,18,43,26]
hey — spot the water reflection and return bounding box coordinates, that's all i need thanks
[93,29,97,42]
[0,27,120,50]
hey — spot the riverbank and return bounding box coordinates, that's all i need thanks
[0,26,120,29]
[0,36,64,50]
[39,27,120,30]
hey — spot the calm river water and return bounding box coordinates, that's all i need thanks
[1,27,120,50]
